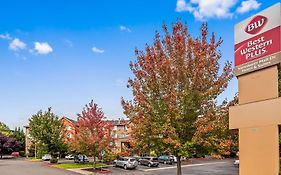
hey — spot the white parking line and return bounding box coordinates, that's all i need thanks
[142,162,228,172]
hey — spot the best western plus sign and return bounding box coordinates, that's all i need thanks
[230,3,281,175]
[234,4,281,76]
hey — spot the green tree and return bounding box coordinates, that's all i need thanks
[29,108,66,162]
[0,122,12,136]
[12,127,25,152]
[121,21,233,175]
[192,96,238,158]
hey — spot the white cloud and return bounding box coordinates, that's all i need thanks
[0,33,12,40]
[33,42,53,55]
[92,46,105,53]
[176,0,193,12]
[236,0,261,14]
[120,25,131,32]
[176,0,238,20]
[9,38,26,51]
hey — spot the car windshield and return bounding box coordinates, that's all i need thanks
[152,158,158,161]
[129,158,136,162]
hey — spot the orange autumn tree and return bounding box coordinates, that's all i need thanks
[73,100,113,169]
[121,21,233,175]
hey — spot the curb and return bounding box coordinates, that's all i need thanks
[42,163,112,175]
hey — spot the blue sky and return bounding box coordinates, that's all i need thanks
[0,0,279,129]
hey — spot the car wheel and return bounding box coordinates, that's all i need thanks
[148,163,151,167]
[164,161,167,164]
[113,162,116,167]
[124,164,127,170]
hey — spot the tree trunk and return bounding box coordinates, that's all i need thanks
[93,156,96,170]
[176,156,182,175]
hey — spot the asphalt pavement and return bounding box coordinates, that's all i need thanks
[0,158,238,175]
[106,159,238,175]
[0,158,80,175]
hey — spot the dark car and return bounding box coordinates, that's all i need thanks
[74,155,89,163]
[158,155,174,164]
[139,157,159,167]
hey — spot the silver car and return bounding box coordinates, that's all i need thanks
[113,157,138,170]
[42,154,52,161]
[139,157,159,167]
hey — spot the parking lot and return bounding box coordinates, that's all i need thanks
[0,158,238,175]
[105,159,238,175]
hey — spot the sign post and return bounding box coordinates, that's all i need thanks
[229,3,281,175]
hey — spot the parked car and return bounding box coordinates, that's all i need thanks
[11,152,20,158]
[42,154,52,161]
[132,155,141,162]
[158,155,174,164]
[169,155,177,163]
[113,157,138,170]
[65,154,74,160]
[74,155,89,163]
[139,157,159,167]
[234,159,239,167]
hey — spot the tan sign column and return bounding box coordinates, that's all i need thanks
[229,3,281,175]
[232,66,279,175]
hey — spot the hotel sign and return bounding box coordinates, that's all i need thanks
[234,3,281,76]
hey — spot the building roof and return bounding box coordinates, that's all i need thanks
[108,119,129,126]
[61,117,129,126]
[61,117,78,125]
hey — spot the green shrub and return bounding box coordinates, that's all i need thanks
[50,158,58,163]
[103,151,117,163]
[19,151,25,157]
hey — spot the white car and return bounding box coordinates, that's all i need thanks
[169,155,177,163]
[42,154,52,161]
[234,160,240,166]
[65,155,74,160]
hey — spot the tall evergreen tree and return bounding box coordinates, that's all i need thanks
[12,127,25,152]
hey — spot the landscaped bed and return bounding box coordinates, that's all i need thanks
[27,157,42,162]
[53,162,107,169]
[83,167,111,174]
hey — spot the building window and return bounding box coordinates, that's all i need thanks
[66,126,72,131]
[113,126,117,131]
[112,133,117,138]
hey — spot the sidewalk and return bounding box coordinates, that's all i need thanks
[67,168,93,175]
